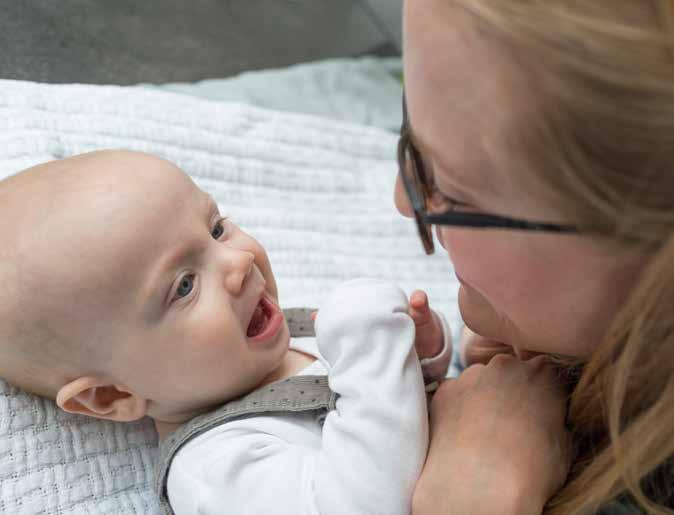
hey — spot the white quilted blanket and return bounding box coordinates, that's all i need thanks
[0,80,460,514]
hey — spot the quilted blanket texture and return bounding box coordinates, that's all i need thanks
[0,80,460,514]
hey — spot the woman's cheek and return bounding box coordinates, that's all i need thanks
[438,227,518,293]
[437,227,488,277]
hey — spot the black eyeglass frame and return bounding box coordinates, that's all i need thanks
[397,94,578,254]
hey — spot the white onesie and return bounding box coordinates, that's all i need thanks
[166,278,452,515]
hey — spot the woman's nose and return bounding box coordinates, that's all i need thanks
[436,225,449,251]
[220,248,256,295]
[394,173,414,218]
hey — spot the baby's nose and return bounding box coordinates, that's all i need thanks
[222,249,255,294]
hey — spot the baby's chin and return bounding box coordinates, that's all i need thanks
[277,321,291,353]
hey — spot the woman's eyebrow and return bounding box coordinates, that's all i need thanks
[407,126,492,203]
[404,97,495,199]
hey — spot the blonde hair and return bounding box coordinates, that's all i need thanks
[448,0,674,513]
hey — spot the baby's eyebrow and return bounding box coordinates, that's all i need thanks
[206,195,220,217]
[140,240,199,322]
[139,195,215,322]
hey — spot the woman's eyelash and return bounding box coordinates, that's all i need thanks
[446,194,470,208]
[419,152,475,210]
[423,171,468,208]
[428,183,470,211]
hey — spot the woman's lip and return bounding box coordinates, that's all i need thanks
[247,295,283,345]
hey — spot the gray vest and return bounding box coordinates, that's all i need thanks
[154,308,337,515]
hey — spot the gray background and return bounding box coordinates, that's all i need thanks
[1,0,403,84]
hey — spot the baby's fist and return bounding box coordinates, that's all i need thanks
[459,325,514,367]
[409,290,444,359]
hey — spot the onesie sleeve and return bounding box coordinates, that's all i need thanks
[311,278,428,515]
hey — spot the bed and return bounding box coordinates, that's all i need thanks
[0,5,461,514]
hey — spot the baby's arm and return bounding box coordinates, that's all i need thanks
[311,278,427,515]
[166,279,427,515]
[460,325,514,366]
[312,288,453,382]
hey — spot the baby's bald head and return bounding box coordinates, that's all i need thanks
[0,149,286,428]
[0,150,191,397]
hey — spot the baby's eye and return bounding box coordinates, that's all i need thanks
[174,274,195,299]
[211,217,229,240]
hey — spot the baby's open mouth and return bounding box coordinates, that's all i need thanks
[247,296,274,338]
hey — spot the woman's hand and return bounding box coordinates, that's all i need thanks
[412,354,571,515]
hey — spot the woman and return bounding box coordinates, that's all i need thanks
[396,1,674,513]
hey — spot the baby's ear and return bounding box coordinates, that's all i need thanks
[56,376,147,422]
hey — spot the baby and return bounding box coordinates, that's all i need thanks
[0,150,452,515]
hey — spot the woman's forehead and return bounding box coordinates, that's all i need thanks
[403,1,539,206]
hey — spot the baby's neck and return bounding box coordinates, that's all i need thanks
[259,347,316,385]
[154,349,316,441]
[154,419,182,440]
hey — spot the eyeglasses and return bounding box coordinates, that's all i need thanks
[397,94,578,255]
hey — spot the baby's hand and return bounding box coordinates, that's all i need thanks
[409,290,444,359]
[459,325,514,366]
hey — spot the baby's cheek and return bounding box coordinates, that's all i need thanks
[189,308,239,351]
